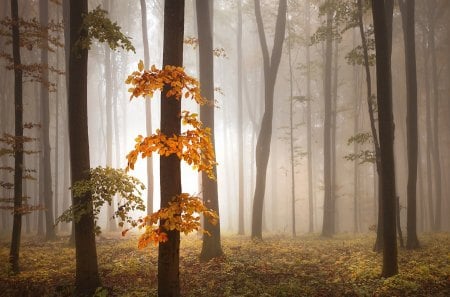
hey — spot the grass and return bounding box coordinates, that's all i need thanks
[0,232,449,296]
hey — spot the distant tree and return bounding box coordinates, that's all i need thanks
[251,0,287,240]
[196,0,223,261]
[39,0,56,241]
[140,0,154,215]
[398,0,420,249]
[372,0,398,277]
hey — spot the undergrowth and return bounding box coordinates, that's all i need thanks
[0,233,449,296]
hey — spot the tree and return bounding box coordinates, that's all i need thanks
[372,0,398,277]
[8,0,23,274]
[68,3,134,295]
[196,0,223,261]
[39,0,56,241]
[251,0,287,240]
[320,1,334,237]
[398,0,420,249]
[140,0,155,215]
[237,0,245,236]
[68,1,101,294]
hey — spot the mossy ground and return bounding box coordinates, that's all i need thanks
[0,232,449,296]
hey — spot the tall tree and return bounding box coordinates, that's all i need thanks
[196,0,223,260]
[398,0,420,249]
[39,0,56,241]
[251,0,287,240]
[237,0,245,236]
[9,0,24,274]
[321,3,334,237]
[158,2,184,295]
[140,0,154,214]
[68,0,101,294]
[426,0,442,231]
[372,0,398,277]
[305,0,314,233]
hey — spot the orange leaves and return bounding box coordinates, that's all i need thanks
[136,193,219,249]
[126,112,217,179]
[125,61,207,106]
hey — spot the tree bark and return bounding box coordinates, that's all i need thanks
[251,0,287,240]
[69,0,101,294]
[196,0,223,261]
[158,2,184,296]
[9,0,23,274]
[398,0,420,249]
[372,0,398,277]
[321,6,334,238]
[40,0,56,241]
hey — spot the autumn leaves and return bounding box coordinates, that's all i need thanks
[124,60,218,247]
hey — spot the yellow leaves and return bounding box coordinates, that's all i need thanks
[138,59,144,72]
[125,61,208,106]
[136,194,218,249]
[126,112,217,179]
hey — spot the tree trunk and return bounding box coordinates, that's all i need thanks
[69,0,101,294]
[428,9,442,232]
[196,0,223,261]
[251,0,287,240]
[306,0,314,233]
[9,0,23,274]
[399,0,420,249]
[140,0,154,215]
[237,0,245,236]
[372,0,398,277]
[158,2,184,296]
[40,0,56,241]
[321,7,334,238]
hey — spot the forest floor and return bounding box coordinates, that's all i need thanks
[0,232,449,296]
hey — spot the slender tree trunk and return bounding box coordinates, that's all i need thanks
[9,0,23,274]
[287,14,296,237]
[237,0,245,236]
[158,2,184,296]
[372,0,398,277]
[196,0,223,261]
[428,11,442,232]
[140,0,154,215]
[399,0,420,249]
[251,0,287,240]
[331,36,338,233]
[321,7,334,238]
[69,0,101,294]
[306,0,314,233]
[40,0,56,241]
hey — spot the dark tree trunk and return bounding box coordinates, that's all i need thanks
[372,0,398,277]
[237,0,245,236]
[306,0,314,233]
[321,7,334,238]
[251,0,287,240]
[69,0,101,295]
[357,0,383,251]
[398,0,420,249]
[196,0,223,261]
[158,2,184,296]
[40,0,56,241]
[140,0,154,215]
[9,0,23,274]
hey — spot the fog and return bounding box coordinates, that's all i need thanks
[1,0,450,238]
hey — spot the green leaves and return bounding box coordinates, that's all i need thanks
[74,5,135,55]
[56,166,145,235]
